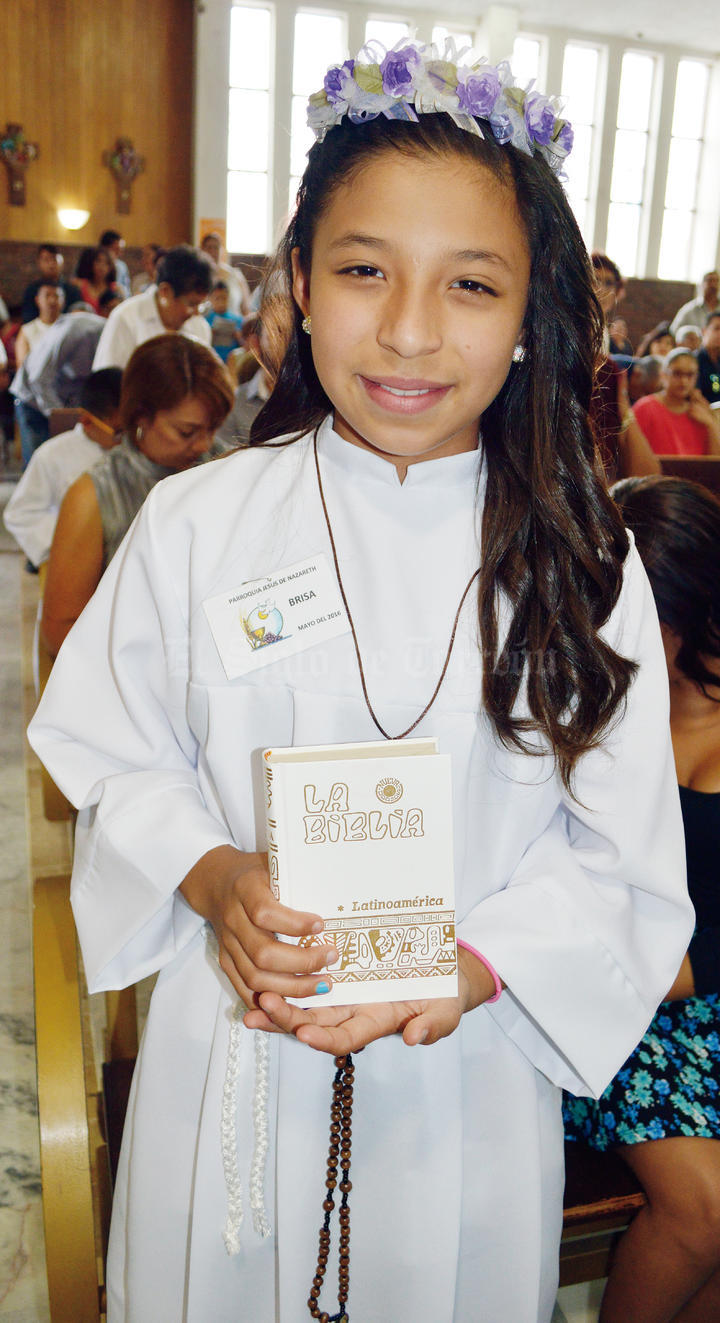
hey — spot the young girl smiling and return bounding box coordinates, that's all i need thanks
[30,40,692,1323]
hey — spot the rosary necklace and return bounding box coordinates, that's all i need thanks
[313,430,480,742]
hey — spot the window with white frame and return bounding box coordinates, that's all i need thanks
[606,51,657,278]
[215,5,720,279]
[657,59,710,280]
[511,35,542,88]
[431,25,475,54]
[227,4,274,253]
[365,16,410,48]
[560,42,601,242]
[288,10,348,215]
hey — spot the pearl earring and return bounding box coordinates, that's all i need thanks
[302,315,312,335]
[512,344,526,363]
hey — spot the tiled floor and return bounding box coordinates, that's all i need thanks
[0,493,51,1322]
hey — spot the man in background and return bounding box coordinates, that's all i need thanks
[697,312,720,406]
[21,244,83,323]
[4,368,122,568]
[100,229,131,297]
[670,271,720,338]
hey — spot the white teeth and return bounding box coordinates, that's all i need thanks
[379,384,432,397]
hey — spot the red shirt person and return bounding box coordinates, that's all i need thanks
[632,349,720,456]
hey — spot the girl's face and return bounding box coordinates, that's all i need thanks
[661,355,698,403]
[292,150,530,468]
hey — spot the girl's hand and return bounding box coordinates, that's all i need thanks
[243,945,498,1053]
[179,845,338,1007]
[687,389,717,427]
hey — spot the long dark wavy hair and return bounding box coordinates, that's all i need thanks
[613,475,720,699]
[251,113,636,792]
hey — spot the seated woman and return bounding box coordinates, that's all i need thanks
[41,334,233,656]
[564,474,720,1323]
[632,348,720,455]
[75,246,118,313]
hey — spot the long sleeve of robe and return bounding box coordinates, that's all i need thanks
[28,419,693,1323]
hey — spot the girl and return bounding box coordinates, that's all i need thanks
[75,245,118,313]
[29,40,692,1323]
[564,476,720,1323]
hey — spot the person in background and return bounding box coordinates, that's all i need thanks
[609,316,633,355]
[670,270,720,339]
[41,334,233,656]
[591,251,625,351]
[632,347,720,455]
[3,368,123,568]
[204,281,245,362]
[75,246,118,314]
[93,245,213,371]
[100,229,131,297]
[696,312,720,407]
[15,283,63,367]
[131,243,164,296]
[627,356,663,405]
[21,244,83,323]
[213,308,274,448]
[10,307,105,464]
[564,474,720,1323]
[200,231,252,316]
[675,325,701,353]
[637,322,675,359]
[589,252,659,479]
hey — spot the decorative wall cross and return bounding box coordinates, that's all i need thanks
[103,137,145,214]
[0,123,39,206]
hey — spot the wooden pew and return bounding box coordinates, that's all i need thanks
[560,1141,645,1287]
[659,455,720,495]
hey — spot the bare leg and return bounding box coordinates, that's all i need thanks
[598,1137,720,1323]
[672,1265,720,1322]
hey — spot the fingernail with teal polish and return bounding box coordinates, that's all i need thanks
[315,980,331,995]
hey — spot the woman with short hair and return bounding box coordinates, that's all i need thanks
[42,334,234,655]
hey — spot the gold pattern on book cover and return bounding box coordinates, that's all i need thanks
[299,915,457,984]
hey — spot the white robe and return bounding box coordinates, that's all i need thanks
[29,418,693,1323]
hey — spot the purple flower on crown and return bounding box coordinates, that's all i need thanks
[555,121,574,156]
[380,44,422,97]
[456,66,501,119]
[524,90,556,147]
[324,59,355,107]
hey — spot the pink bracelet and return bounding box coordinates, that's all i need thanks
[457,940,503,1002]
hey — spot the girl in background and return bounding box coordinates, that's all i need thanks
[29,41,692,1323]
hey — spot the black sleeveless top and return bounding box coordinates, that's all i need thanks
[680,785,720,994]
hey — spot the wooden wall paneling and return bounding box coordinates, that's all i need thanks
[0,0,193,247]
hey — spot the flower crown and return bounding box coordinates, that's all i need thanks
[308,38,574,175]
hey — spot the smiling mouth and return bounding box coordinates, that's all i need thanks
[359,375,451,413]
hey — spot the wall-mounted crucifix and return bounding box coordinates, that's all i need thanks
[1,123,39,206]
[103,137,145,214]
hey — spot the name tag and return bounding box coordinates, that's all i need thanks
[203,554,351,679]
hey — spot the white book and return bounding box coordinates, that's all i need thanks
[263,738,457,1007]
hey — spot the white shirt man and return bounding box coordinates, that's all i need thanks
[670,271,720,337]
[93,285,212,370]
[3,416,120,567]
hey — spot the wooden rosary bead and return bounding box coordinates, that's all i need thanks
[306,1054,357,1322]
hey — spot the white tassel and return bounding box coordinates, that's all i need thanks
[221,1001,246,1255]
[220,995,273,1253]
[249,1027,272,1237]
